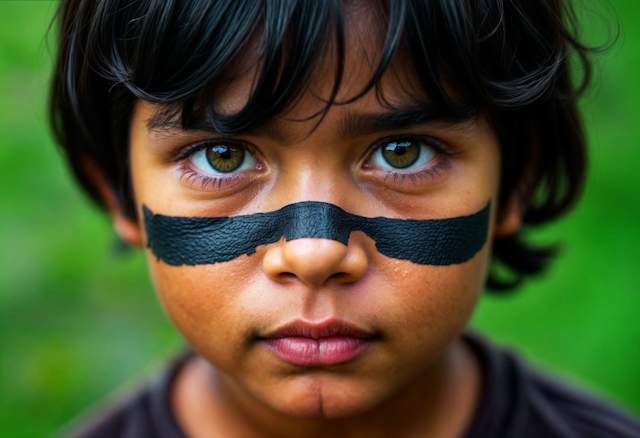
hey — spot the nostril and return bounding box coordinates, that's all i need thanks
[264,237,368,286]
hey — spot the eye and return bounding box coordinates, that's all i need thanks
[190,143,257,174]
[371,139,436,170]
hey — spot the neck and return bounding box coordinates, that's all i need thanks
[173,337,481,438]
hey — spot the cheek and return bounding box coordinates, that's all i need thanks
[370,245,490,359]
[146,252,264,369]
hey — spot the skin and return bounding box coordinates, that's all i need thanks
[99,10,522,438]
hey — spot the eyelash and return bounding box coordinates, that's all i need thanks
[172,138,257,163]
[378,164,450,185]
[172,134,456,191]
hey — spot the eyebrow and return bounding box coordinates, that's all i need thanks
[336,106,476,140]
[147,105,476,144]
[147,115,296,145]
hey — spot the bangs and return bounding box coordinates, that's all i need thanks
[83,0,579,134]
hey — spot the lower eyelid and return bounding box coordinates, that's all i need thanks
[178,164,252,192]
[367,159,452,188]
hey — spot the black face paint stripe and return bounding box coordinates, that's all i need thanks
[143,201,490,266]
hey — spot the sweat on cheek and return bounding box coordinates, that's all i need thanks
[143,201,490,266]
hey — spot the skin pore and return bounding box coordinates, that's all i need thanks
[102,6,522,438]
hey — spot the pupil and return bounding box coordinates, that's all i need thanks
[395,141,411,155]
[219,148,231,159]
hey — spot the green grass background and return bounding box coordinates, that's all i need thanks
[0,1,638,436]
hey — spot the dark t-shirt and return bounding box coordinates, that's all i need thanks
[68,334,640,438]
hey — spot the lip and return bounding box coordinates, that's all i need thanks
[259,319,378,366]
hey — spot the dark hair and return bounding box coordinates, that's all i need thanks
[49,0,605,290]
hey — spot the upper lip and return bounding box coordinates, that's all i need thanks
[261,318,376,340]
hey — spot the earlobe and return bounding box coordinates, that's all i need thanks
[114,215,144,247]
[83,157,144,248]
[494,194,523,238]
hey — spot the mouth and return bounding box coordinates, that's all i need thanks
[258,319,379,366]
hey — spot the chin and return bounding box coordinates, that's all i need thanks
[263,374,383,420]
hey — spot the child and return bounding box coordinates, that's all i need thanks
[49,0,640,437]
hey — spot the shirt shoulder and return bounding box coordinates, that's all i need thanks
[464,333,640,438]
[68,390,156,438]
[529,369,640,438]
[65,352,191,438]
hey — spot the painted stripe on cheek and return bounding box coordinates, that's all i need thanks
[143,201,490,266]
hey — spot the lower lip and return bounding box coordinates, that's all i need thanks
[262,336,375,366]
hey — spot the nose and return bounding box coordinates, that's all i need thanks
[263,237,368,286]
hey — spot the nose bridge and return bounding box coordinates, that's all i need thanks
[280,202,352,245]
[277,151,352,208]
[262,203,369,286]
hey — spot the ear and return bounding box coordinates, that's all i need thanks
[85,158,144,247]
[494,192,523,238]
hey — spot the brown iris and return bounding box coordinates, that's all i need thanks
[381,141,420,168]
[205,145,245,173]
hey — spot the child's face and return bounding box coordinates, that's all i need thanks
[124,23,509,419]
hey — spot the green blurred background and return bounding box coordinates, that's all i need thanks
[0,1,638,436]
